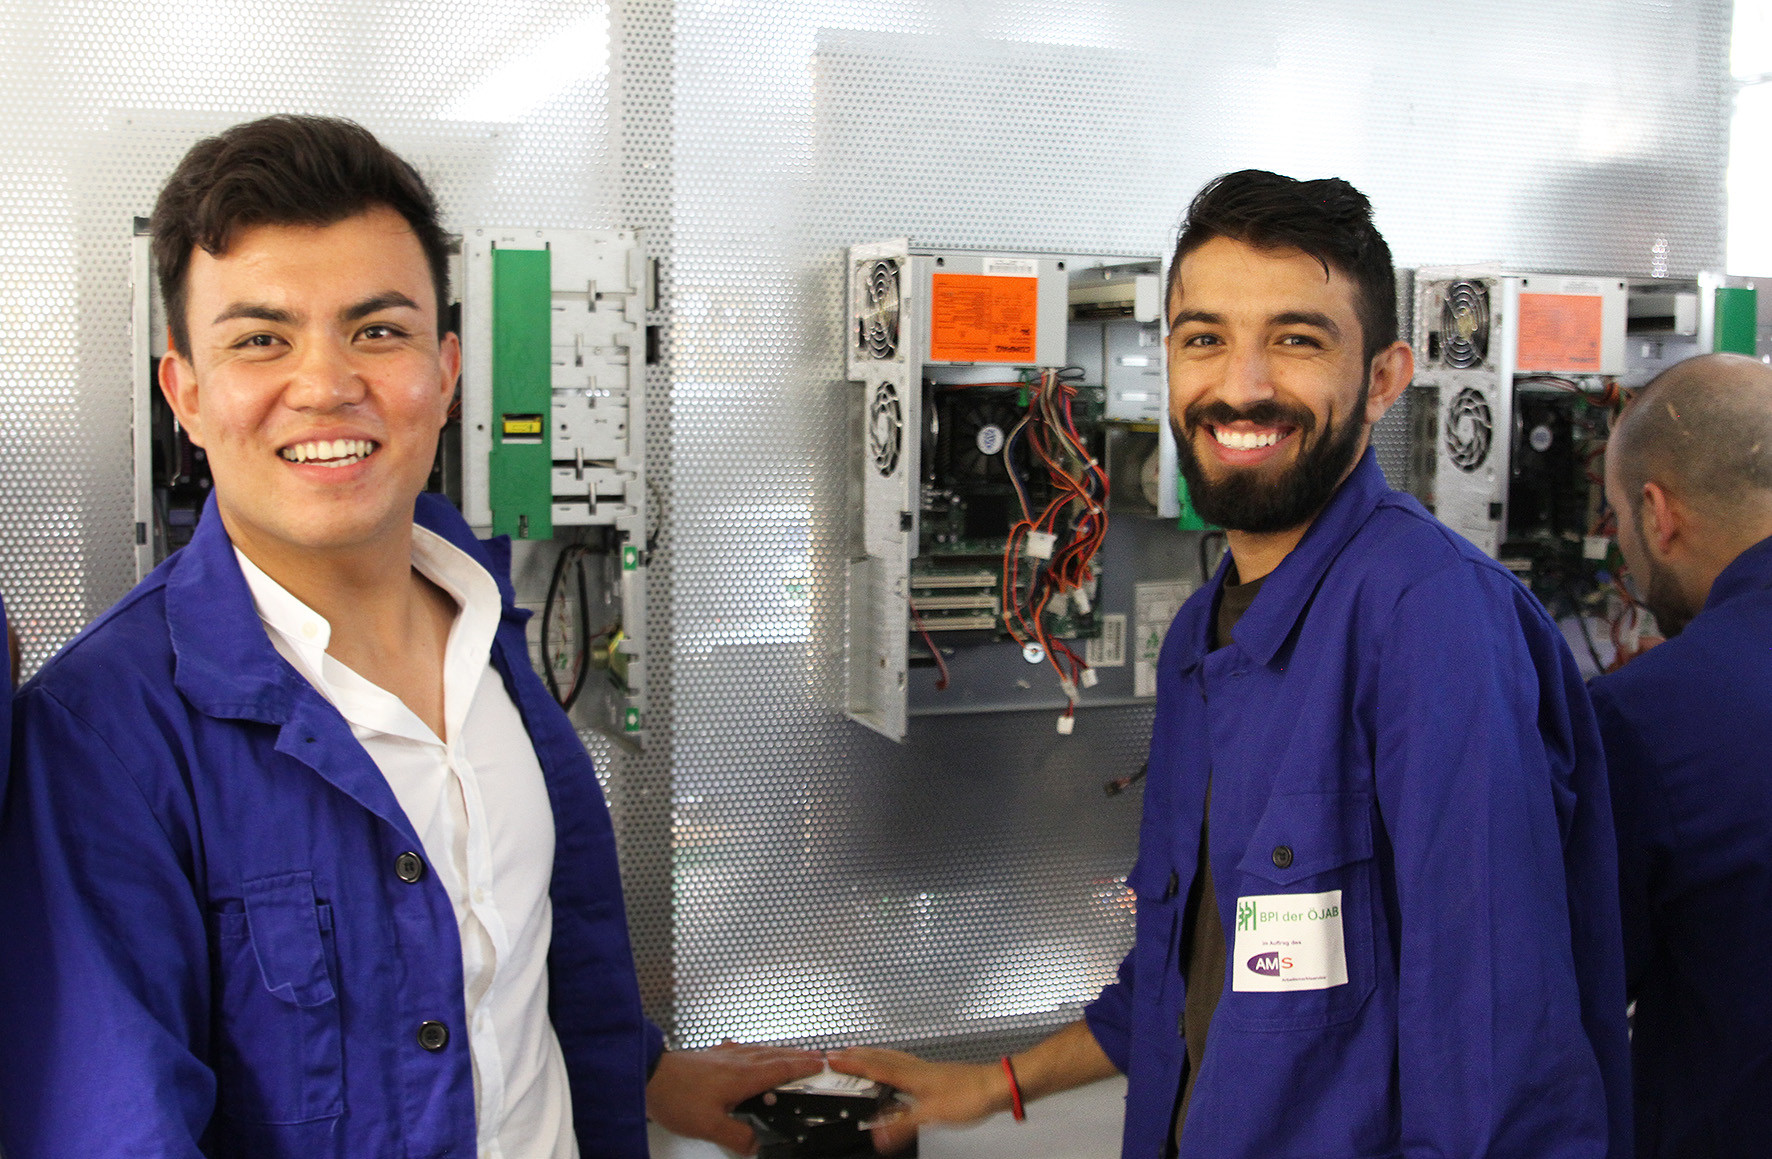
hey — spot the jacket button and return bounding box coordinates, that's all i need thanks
[1272,845,1294,870]
[1165,870,1179,900]
[395,851,426,884]
[418,1021,449,1051]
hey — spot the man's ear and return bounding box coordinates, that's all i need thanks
[433,330,462,429]
[439,330,462,398]
[1365,340,1414,424]
[1639,480,1682,560]
[158,343,205,448]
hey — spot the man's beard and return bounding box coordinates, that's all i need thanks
[1635,541,1694,638]
[1171,379,1370,535]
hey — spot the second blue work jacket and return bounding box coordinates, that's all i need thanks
[0,593,11,801]
[1085,450,1632,1158]
[1589,535,1772,1158]
[0,493,662,1158]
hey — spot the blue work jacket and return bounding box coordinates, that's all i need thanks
[0,492,662,1159]
[0,593,11,800]
[1085,450,1631,1159]
[1589,535,1772,1158]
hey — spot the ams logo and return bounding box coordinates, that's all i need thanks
[1246,952,1293,977]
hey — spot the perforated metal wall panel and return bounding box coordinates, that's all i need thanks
[0,0,1731,1058]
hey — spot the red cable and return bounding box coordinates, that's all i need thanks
[908,600,950,690]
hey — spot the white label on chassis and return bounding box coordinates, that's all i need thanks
[1231,889,1348,992]
[1133,581,1190,696]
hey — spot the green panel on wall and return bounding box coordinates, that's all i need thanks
[490,247,553,539]
[1715,286,1758,355]
[1176,472,1219,532]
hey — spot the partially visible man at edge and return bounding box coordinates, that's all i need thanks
[1590,352,1772,1159]
[0,115,818,1158]
[832,170,1632,1158]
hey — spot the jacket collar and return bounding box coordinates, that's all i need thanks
[1180,447,1393,672]
[1701,532,1772,614]
[166,490,518,723]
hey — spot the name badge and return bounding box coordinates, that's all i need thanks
[1231,889,1348,992]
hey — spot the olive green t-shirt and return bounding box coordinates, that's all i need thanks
[1174,568,1265,1144]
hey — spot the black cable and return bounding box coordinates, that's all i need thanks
[1104,762,1148,797]
[540,546,568,704]
[542,545,585,706]
[562,548,593,709]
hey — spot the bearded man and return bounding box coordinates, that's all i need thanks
[1589,353,1772,1159]
[832,170,1632,1159]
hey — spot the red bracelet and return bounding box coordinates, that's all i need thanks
[1001,1055,1026,1122]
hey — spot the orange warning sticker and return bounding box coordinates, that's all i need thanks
[930,273,1038,363]
[1517,293,1604,372]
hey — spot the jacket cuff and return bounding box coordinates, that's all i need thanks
[1083,985,1132,1074]
[645,1021,666,1082]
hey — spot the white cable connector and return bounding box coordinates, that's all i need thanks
[1024,531,1056,560]
[1056,714,1075,735]
[1058,676,1078,702]
[1080,667,1099,689]
[1071,585,1091,615]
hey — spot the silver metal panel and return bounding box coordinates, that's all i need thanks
[128,228,155,580]
[458,227,650,742]
[845,552,908,739]
[0,0,1733,1061]
[1101,318,1166,423]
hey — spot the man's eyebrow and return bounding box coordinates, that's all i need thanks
[1272,310,1342,339]
[212,302,297,327]
[1169,308,1223,328]
[341,291,422,322]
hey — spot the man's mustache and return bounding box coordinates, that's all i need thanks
[1182,398,1316,434]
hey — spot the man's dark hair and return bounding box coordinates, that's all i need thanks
[1169,169,1397,364]
[150,115,450,356]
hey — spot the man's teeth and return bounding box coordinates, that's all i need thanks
[280,438,376,466]
[1214,428,1282,451]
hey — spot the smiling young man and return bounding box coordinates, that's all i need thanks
[833,171,1631,1157]
[0,116,816,1159]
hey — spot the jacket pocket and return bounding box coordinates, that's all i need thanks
[1217,791,1378,1031]
[209,871,344,1129]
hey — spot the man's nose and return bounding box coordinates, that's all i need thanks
[284,338,367,410]
[1217,344,1277,410]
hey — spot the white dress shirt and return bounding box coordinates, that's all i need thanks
[237,529,578,1159]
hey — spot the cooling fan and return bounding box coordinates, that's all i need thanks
[1445,387,1493,471]
[856,258,901,360]
[939,393,1021,484]
[868,381,903,477]
[1438,280,1491,369]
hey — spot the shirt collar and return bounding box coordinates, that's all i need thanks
[1184,447,1394,670]
[412,526,503,743]
[1702,532,1772,613]
[235,546,333,658]
[234,527,503,746]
